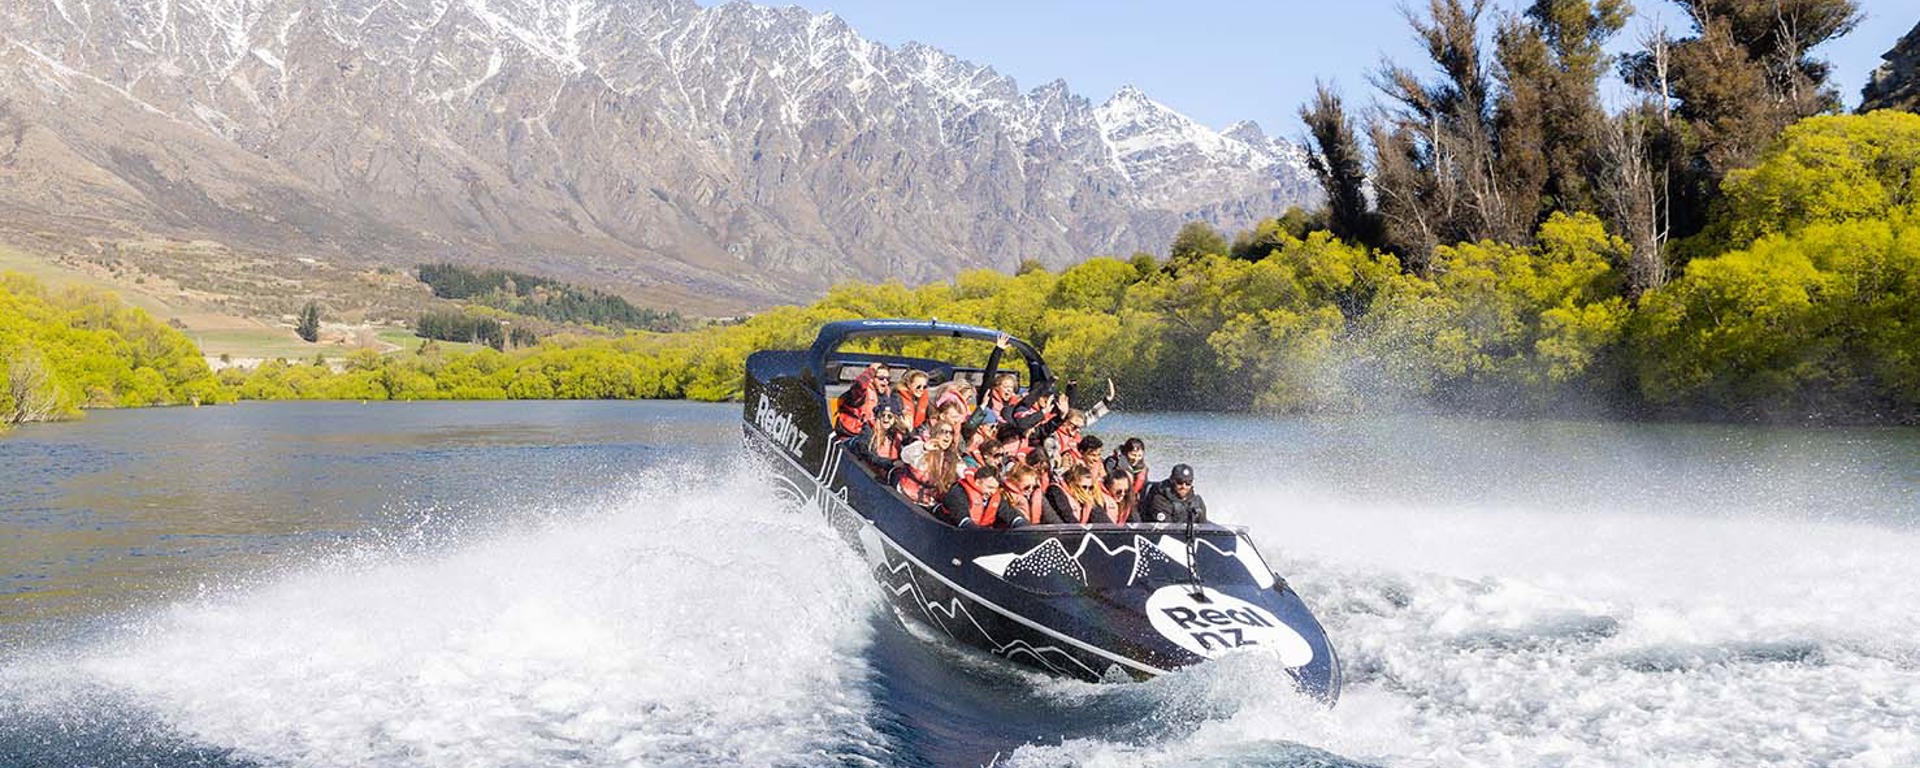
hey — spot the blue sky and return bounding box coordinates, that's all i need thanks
[707,1,1916,139]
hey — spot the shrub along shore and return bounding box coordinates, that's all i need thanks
[4,112,1917,429]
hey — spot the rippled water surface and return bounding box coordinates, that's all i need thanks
[3,401,1917,767]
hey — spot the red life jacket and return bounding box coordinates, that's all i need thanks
[1101,488,1128,524]
[984,390,1017,418]
[1052,423,1084,465]
[897,386,930,429]
[834,373,879,437]
[959,477,1000,527]
[1110,452,1149,497]
[999,481,1044,524]
[897,463,937,506]
[1061,488,1118,525]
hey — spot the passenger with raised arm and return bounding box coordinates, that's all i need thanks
[834,363,889,439]
[1043,464,1117,525]
[975,333,1017,424]
[1141,464,1207,525]
[894,370,931,430]
[941,465,1025,528]
[984,372,1020,419]
[1002,381,1058,437]
[1104,437,1149,498]
[898,423,961,506]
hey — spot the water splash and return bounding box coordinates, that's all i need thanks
[2,463,890,767]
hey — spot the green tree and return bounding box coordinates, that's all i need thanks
[1621,0,1861,241]
[1300,83,1382,247]
[1168,221,1229,262]
[296,301,322,343]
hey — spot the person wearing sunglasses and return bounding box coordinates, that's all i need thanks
[1140,463,1207,525]
[851,402,908,471]
[893,370,931,429]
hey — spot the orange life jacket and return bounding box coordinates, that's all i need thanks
[897,386,930,429]
[1060,487,1118,525]
[834,373,880,437]
[1092,490,1119,525]
[897,463,937,506]
[958,477,1000,527]
[1000,481,1044,524]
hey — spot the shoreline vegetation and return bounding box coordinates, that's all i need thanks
[3,111,1918,429]
[6,0,1918,431]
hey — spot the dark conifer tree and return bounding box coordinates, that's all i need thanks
[296,301,321,343]
[1621,0,1860,240]
[1300,83,1382,249]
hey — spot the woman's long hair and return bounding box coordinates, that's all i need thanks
[921,425,963,494]
[1062,464,1098,509]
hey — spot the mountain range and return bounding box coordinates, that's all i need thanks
[0,0,1319,311]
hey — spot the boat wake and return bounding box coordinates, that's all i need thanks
[0,462,889,767]
[4,450,1917,767]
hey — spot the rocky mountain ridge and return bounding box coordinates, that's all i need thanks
[0,0,1317,310]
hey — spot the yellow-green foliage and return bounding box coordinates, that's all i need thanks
[1367,213,1631,409]
[1717,111,1920,244]
[216,113,1920,423]
[0,273,229,425]
[1635,112,1920,420]
[1635,214,1920,417]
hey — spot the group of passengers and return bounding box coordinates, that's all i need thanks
[833,335,1208,529]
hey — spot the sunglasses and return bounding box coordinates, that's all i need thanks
[1173,481,1193,488]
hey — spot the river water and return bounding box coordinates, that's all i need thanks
[2,401,1916,767]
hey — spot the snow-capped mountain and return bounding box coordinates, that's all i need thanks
[0,0,1318,308]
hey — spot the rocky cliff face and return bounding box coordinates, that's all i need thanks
[1861,21,1920,114]
[0,0,1318,309]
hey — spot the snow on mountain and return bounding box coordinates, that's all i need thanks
[0,0,1320,309]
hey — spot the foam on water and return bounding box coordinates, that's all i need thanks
[6,410,1918,767]
[1,462,888,767]
[1003,479,1920,767]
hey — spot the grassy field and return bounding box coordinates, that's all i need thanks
[375,329,486,355]
[1,244,449,363]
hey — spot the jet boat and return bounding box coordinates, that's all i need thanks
[743,319,1341,703]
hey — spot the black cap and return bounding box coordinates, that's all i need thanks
[1169,464,1194,484]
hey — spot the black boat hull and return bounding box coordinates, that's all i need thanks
[743,321,1341,703]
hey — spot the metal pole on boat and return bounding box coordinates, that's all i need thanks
[1185,510,1209,603]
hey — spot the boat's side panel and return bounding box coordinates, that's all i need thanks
[743,429,1150,681]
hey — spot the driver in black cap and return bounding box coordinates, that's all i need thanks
[1141,463,1207,525]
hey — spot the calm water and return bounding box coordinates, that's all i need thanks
[2,402,1917,767]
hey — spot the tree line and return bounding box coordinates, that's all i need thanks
[415,263,686,332]
[414,310,539,349]
[15,1,1915,425]
[0,274,228,429]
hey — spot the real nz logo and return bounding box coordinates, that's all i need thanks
[755,393,809,456]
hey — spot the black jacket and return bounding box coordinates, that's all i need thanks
[1140,482,1207,524]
